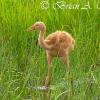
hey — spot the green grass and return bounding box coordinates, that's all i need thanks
[0,0,100,99]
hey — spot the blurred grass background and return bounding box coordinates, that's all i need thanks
[0,0,100,99]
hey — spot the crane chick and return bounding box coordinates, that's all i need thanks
[27,21,75,87]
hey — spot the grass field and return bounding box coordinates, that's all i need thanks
[0,0,100,100]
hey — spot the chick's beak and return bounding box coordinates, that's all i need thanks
[26,25,35,32]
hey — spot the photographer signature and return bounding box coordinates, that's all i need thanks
[40,1,100,10]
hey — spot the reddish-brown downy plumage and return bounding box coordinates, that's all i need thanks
[27,21,75,87]
[45,31,75,57]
